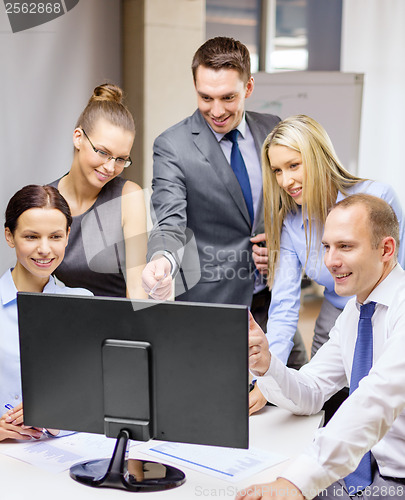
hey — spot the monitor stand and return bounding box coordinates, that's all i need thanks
[69,429,186,492]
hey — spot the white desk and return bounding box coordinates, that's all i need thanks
[0,407,323,500]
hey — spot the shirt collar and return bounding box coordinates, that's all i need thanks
[0,268,57,306]
[42,275,60,293]
[0,269,18,306]
[210,113,247,143]
[356,263,404,310]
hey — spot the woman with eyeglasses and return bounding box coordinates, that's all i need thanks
[0,185,92,441]
[49,83,148,299]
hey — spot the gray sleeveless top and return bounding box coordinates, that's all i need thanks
[49,176,127,297]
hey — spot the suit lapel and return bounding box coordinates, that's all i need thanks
[246,112,268,157]
[191,110,251,227]
[246,112,267,232]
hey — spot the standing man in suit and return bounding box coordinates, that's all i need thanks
[142,38,308,403]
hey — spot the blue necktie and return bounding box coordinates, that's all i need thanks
[344,301,376,494]
[225,129,254,224]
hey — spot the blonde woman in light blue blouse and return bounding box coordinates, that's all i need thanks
[257,115,405,364]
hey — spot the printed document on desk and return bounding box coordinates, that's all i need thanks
[144,441,287,482]
[0,432,140,474]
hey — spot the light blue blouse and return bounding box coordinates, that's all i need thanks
[266,180,405,364]
[0,269,92,415]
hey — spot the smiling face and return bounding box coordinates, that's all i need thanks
[5,208,70,289]
[73,117,134,188]
[194,66,254,134]
[268,144,304,205]
[322,204,394,303]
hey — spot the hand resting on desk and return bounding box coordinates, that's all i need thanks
[0,403,59,441]
[236,477,304,500]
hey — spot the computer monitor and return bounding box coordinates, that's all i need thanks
[17,293,249,492]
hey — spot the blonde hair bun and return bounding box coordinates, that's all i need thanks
[90,83,123,105]
[75,82,134,134]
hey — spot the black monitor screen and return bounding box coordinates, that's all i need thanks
[17,293,249,450]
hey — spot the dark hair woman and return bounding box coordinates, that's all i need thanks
[0,184,92,441]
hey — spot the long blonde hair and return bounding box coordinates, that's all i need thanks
[262,115,364,288]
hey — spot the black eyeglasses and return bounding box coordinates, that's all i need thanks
[81,128,132,169]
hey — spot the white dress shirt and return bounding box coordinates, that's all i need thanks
[0,268,92,414]
[257,264,405,498]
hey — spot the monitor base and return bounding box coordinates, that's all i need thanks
[69,430,186,492]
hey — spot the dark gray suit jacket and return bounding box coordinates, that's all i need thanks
[148,109,280,306]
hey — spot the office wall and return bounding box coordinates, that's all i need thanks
[123,0,204,189]
[247,71,363,175]
[0,1,121,271]
[342,0,405,205]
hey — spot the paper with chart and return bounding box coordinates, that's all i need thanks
[0,432,139,473]
[145,441,288,482]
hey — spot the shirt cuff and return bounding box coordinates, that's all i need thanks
[278,454,338,499]
[256,354,287,402]
[265,351,287,378]
[150,251,178,276]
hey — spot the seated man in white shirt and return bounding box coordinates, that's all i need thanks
[237,193,405,500]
